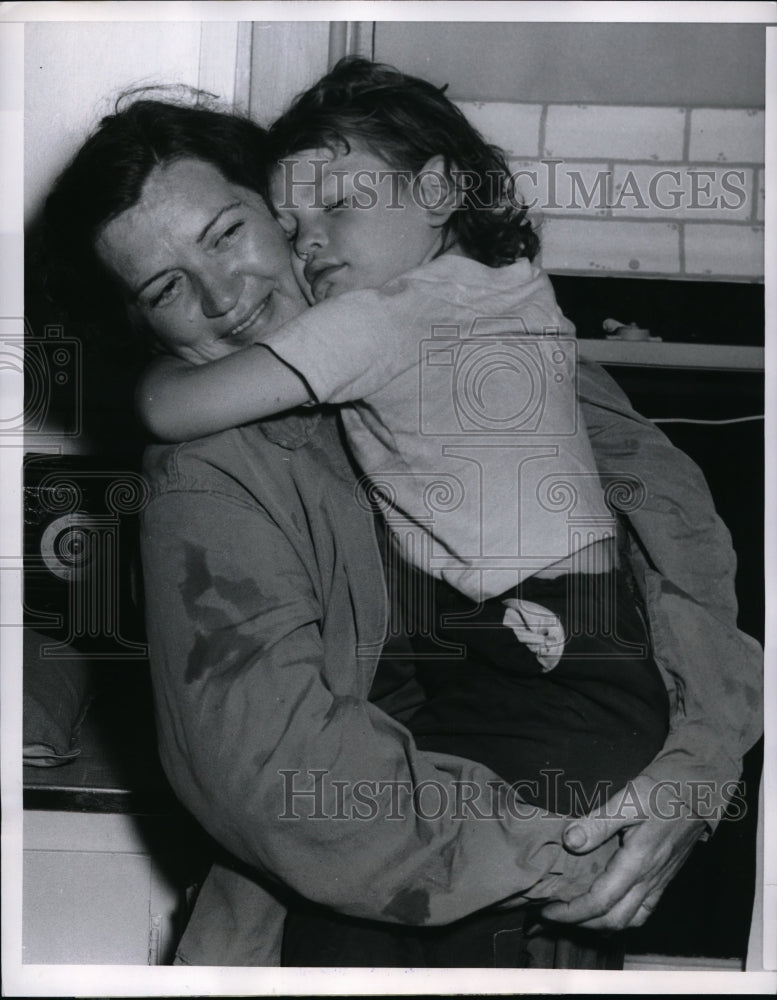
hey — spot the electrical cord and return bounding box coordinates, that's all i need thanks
[648,415,764,425]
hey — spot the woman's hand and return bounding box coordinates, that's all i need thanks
[540,775,707,930]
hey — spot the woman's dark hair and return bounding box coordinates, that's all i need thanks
[268,57,539,267]
[42,97,272,359]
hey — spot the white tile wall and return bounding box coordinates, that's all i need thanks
[540,218,681,274]
[610,164,753,221]
[455,101,542,158]
[689,109,765,163]
[509,159,611,217]
[544,105,685,161]
[684,224,764,278]
[458,101,764,280]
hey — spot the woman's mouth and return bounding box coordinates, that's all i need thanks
[225,295,271,340]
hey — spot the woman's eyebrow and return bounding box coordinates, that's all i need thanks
[132,267,175,301]
[196,201,242,243]
[131,202,244,299]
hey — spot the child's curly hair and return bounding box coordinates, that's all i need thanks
[268,57,539,268]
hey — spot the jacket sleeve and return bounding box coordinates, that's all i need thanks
[141,479,619,932]
[578,359,763,822]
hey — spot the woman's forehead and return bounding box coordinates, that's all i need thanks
[95,158,275,285]
[135,159,257,219]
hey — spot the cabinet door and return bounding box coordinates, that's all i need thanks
[24,850,154,965]
[23,811,182,965]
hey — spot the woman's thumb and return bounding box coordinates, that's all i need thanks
[563,823,589,851]
[562,814,621,853]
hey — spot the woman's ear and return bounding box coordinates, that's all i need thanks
[416,154,459,221]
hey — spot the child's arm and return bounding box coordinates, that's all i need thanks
[136,346,312,442]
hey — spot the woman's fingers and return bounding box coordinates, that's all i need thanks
[561,775,657,854]
[551,841,694,932]
[541,807,706,930]
[542,825,656,926]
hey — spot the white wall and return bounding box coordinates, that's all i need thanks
[374,22,767,106]
[24,21,246,226]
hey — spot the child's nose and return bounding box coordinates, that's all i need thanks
[294,221,326,260]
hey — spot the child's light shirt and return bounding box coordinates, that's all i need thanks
[263,254,615,602]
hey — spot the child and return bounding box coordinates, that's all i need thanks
[138,58,622,675]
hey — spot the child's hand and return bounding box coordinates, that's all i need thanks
[502,598,565,672]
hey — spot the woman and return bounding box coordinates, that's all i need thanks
[42,97,762,967]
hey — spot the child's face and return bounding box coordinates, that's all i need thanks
[269,142,449,303]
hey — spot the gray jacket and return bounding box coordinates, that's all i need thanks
[140,360,761,966]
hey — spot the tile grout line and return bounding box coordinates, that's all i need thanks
[460,98,764,113]
[538,103,549,159]
[543,215,763,228]
[508,158,764,168]
[682,106,692,163]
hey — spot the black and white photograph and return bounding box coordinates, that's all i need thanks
[1,2,774,995]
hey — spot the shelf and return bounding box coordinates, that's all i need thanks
[579,340,764,371]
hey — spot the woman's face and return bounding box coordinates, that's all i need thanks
[95,158,308,364]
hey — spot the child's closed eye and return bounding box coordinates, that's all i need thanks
[275,215,298,243]
[323,197,349,213]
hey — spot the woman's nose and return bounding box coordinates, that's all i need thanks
[199,266,242,318]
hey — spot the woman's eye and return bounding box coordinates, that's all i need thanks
[323,198,348,213]
[148,276,181,308]
[217,221,244,246]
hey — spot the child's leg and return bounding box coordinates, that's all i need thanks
[282,573,663,969]
[282,902,427,967]
[281,573,663,969]
[282,901,532,968]
[408,567,669,816]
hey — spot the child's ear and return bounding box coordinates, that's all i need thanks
[416,154,458,221]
